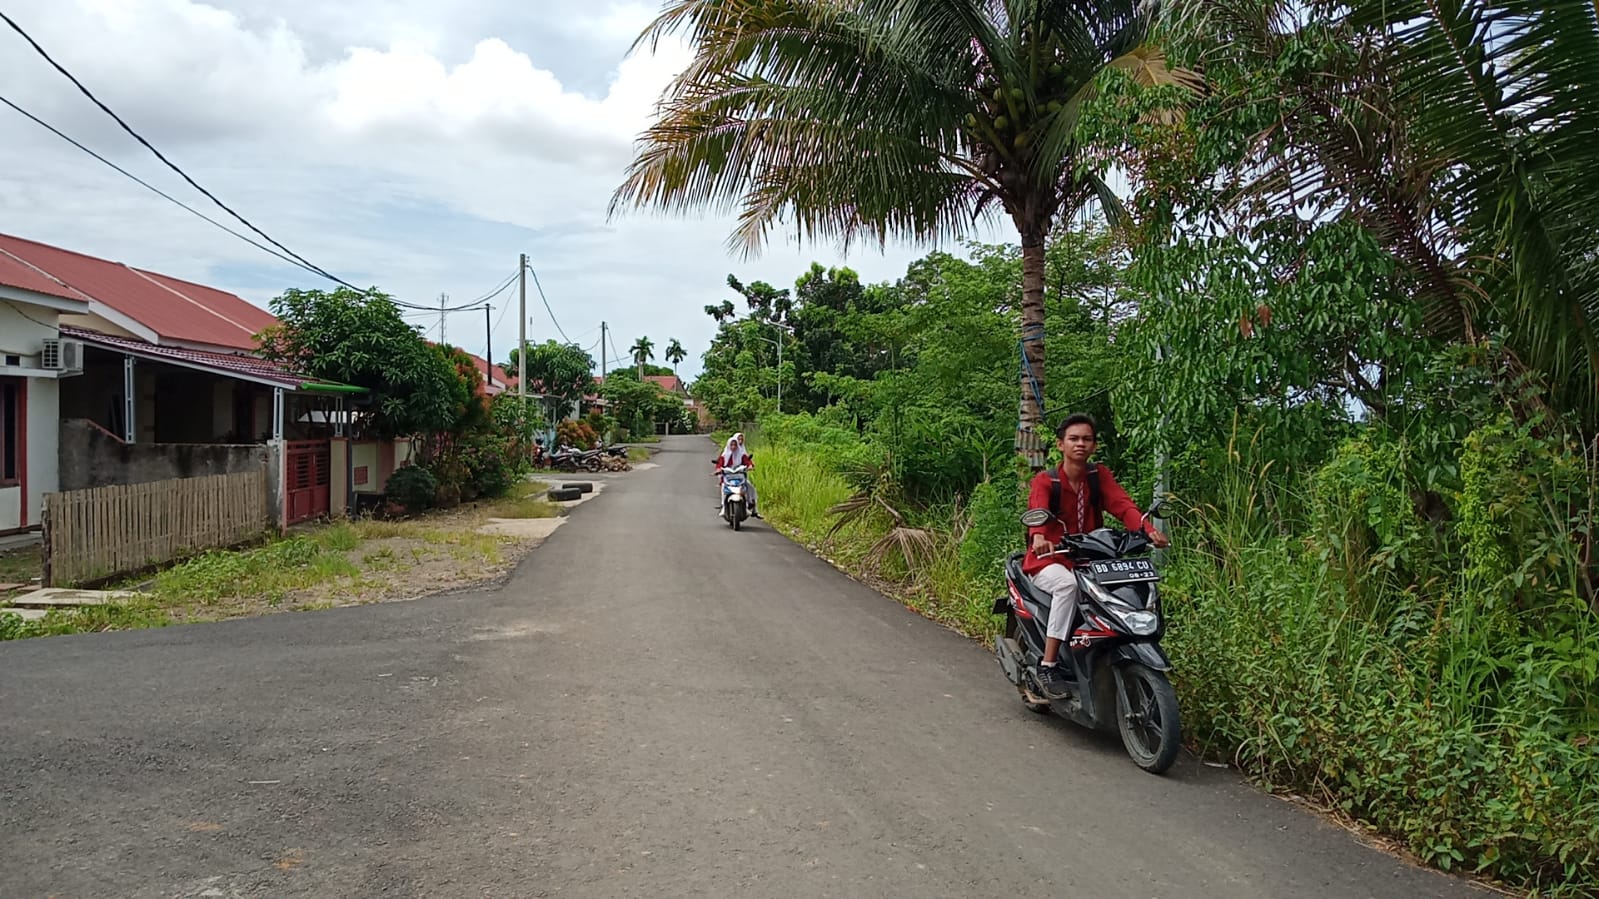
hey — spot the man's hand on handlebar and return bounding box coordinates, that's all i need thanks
[1031,533,1052,556]
[1146,525,1170,549]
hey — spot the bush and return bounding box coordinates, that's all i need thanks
[458,434,518,499]
[958,470,1023,594]
[384,464,438,514]
[556,418,599,449]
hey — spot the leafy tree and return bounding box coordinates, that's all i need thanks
[606,364,673,382]
[601,375,693,437]
[612,0,1195,465]
[1163,0,1599,428]
[507,340,596,422]
[257,287,463,438]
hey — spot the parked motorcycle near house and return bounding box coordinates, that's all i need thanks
[992,502,1182,773]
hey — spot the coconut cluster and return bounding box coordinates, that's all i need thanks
[967,54,1074,153]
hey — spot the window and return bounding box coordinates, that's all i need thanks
[0,379,20,487]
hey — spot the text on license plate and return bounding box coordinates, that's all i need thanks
[1088,559,1159,582]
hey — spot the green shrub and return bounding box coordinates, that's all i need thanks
[384,464,438,513]
[958,470,1023,595]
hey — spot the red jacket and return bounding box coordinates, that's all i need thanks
[713,452,754,470]
[1022,463,1144,575]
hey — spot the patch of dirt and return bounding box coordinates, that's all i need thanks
[162,487,573,624]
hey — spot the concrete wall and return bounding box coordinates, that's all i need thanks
[330,438,348,518]
[0,300,63,530]
[58,418,269,492]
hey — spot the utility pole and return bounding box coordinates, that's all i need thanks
[483,304,492,387]
[438,293,448,344]
[517,254,528,439]
[518,254,527,401]
[600,320,607,383]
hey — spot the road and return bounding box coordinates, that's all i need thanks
[0,435,1484,898]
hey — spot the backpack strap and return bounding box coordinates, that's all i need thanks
[1046,468,1062,518]
[1086,464,1102,513]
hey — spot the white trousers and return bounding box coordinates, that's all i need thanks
[1032,563,1081,642]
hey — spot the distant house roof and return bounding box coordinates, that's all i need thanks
[645,374,685,394]
[464,352,515,395]
[0,232,276,350]
[64,326,360,393]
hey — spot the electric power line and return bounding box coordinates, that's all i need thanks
[0,10,345,286]
[0,11,505,317]
[0,94,323,276]
[525,265,571,342]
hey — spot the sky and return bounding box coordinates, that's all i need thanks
[0,0,1006,382]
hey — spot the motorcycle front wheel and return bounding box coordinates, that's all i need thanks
[1116,663,1181,774]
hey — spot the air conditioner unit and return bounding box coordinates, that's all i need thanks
[41,337,84,372]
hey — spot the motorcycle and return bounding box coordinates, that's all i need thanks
[992,501,1182,774]
[547,443,584,472]
[716,464,750,530]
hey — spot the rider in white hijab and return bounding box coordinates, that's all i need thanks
[714,432,759,516]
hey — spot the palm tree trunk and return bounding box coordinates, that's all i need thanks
[1018,227,1048,470]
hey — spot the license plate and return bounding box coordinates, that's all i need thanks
[1088,558,1159,583]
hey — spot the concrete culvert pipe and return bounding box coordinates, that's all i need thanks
[563,482,595,494]
[547,487,582,502]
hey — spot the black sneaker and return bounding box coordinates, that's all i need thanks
[1036,664,1074,700]
[750,508,761,518]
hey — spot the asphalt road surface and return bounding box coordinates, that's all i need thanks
[0,436,1486,898]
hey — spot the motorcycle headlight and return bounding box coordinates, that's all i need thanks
[1121,610,1159,635]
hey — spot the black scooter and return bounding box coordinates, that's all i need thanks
[992,502,1182,773]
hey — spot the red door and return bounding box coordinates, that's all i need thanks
[285,440,330,525]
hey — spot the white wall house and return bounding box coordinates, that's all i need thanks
[0,273,91,532]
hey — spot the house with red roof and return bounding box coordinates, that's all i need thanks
[0,232,363,528]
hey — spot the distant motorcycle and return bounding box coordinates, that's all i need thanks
[992,501,1182,774]
[716,464,750,530]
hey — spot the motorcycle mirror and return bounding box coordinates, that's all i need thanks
[1147,497,1168,519]
[1020,508,1053,528]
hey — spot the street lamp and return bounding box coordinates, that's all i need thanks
[752,321,794,411]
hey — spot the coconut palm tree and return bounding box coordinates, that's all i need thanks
[630,336,656,379]
[665,338,688,376]
[612,0,1196,466]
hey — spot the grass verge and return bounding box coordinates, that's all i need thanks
[0,481,562,641]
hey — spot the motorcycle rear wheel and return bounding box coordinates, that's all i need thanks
[1116,663,1181,774]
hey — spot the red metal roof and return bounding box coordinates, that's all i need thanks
[0,232,273,350]
[62,325,351,392]
[0,246,94,305]
[462,352,516,394]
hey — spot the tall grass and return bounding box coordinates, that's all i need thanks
[1164,431,1599,883]
[746,432,1001,635]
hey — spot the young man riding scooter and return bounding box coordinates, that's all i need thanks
[1025,414,1168,699]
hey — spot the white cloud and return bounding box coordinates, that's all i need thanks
[0,0,999,383]
[324,35,690,166]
